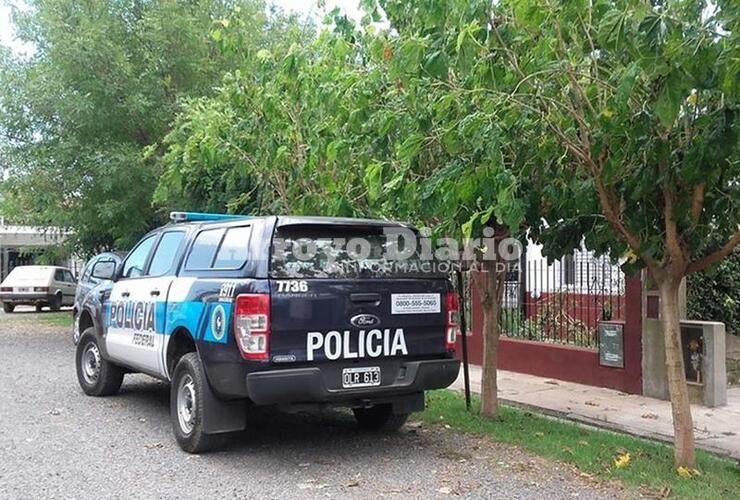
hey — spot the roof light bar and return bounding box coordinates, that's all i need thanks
[169,211,250,223]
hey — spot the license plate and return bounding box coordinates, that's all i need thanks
[15,287,30,293]
[342,366,381,388]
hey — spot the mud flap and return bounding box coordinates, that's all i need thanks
[391,392,425,414]
[201,376,247,435]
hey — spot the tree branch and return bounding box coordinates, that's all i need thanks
[593,169,658,272]
[689,183,705,227]
[687,230,740,274]
[662,165,686,268]
[488,15,526,80]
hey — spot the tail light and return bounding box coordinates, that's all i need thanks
[233,294,270,360]
[34,287,49,292]
[0,287,11,292]
[445,291,460,351]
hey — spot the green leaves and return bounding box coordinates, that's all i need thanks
[638,12,675,51]
[395,37,425,77]
[15,0,729,272]
[654,82,682,129]
[615,62,641,108]
[423,50,448,80]
[598,9,630,49]
[396,133,425,163]
[0,0,317,252]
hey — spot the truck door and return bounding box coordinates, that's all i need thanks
[106,231,186,377]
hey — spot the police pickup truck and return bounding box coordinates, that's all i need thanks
[74,212,460,453]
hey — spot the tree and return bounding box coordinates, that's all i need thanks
[0,0,309,253]
[370,0,533,419]
[158,2,527,419]
[478,0,739,467]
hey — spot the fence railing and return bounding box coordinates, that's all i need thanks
[500,254,625,349]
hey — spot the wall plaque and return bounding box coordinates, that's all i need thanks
[598,322,624,368]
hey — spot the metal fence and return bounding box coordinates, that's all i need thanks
[500,252,625,349]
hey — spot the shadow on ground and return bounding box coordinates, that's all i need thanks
[115,375,402,456]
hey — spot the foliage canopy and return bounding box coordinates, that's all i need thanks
[0,0,310,253]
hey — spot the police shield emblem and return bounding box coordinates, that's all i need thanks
[211,304,226,341]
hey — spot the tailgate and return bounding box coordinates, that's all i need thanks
[270,278,449,363]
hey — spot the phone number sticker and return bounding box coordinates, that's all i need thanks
[391,293,441,315]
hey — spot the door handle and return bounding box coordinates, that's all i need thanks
[121,291,130,298]
[150,289,160,297]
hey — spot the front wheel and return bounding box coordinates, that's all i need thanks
[75,329,124,396]
[353,404,409,432]
[2,303,14,313]
[170,352,225,453]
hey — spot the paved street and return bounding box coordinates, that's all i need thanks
[0,311,619,499]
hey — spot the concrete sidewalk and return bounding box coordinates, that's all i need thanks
[451,365,740,461]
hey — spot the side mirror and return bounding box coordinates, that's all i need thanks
[92,261,117,281]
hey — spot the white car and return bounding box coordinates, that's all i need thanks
[0,265,77,313]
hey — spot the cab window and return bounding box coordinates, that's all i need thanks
[213,226,251,269]
[81,259,96,283]
[184,229,225,270]
[63,270,75,282]
[148,231,185,276]
[54,269,65,282]
[122,235,157,278]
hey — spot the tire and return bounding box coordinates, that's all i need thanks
[35,303,43,313]
[170,352,226,454]
[75,329,124,396]
[2,303,14,313]
[353,404,409,432]
[50,293,62,312]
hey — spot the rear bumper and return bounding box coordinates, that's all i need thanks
[1,293,54,305]
[245,358,460,406]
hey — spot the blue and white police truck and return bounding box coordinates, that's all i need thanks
[74,212,461,453]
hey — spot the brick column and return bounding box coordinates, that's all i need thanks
[622,273,643,394]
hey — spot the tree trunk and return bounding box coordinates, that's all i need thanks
[659,279,696,468]
[478,258,505,418]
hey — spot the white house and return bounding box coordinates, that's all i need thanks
[0,218,78,279]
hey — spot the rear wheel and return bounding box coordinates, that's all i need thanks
[353,404,409,432]
[170,352,225,453]
[35,303,43,312]
[50,293,62,311]
[2,303,14,313]
[75,329,124,396]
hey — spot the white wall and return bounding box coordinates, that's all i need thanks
[523,241,624,297]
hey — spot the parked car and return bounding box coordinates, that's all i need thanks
[73,252,126,343]
[74,212,460,453]
[0,265,77,313]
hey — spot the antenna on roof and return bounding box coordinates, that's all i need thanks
[169,212,250,223]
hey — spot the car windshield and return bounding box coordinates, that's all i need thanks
[2,266,52,283]
[270,225,445,279]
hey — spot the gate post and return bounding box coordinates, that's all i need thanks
[622,273,644,394]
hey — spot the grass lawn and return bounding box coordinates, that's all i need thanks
[37,311,73,328]
[2,310,73,329]
[420,390,739,498]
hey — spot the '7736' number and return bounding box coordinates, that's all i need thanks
[275,280,308,293]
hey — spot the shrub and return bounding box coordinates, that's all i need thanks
[688,248,740,336]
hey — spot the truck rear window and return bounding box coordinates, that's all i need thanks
[270,225,443,279]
